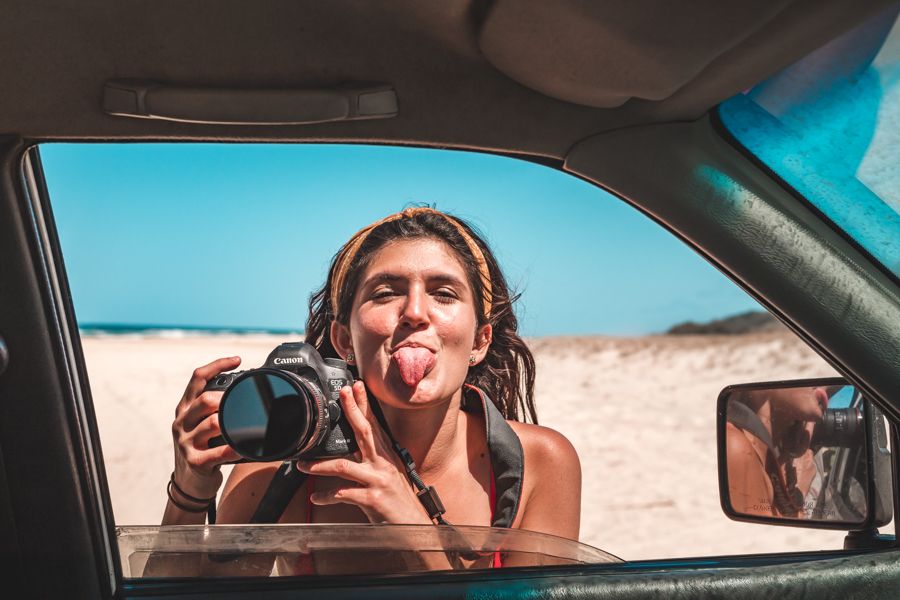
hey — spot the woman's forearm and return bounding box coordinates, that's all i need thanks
[161,498,210,525]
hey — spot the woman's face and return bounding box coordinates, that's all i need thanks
[331,238,491,408]
[769,386,830,421]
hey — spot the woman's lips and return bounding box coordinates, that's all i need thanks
[390,346,436,387]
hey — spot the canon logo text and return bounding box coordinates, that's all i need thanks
[273,357,304,365]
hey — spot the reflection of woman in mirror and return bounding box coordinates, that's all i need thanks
[162,207,581,573]
[726,386,833,518]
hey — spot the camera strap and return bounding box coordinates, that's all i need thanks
[366,391,448,525]
[235,385,522,532]
[247,460,310,524]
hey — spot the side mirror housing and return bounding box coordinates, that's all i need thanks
[718,378,892,531]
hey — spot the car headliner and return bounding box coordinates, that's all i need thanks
[0,0,896,158]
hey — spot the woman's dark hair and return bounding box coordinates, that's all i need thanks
[305,208,537,423]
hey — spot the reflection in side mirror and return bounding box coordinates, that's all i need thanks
[718,378,892,529]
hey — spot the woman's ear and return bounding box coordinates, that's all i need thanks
[330,320,354,362]
[471,323,493,365]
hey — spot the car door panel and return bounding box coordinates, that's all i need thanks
[118,549,900,599]
[0,139,115,597]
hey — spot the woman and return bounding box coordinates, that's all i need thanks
[726,385,832,518]
[162,207,581,570]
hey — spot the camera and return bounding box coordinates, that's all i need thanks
[206,342,358,462]
[811,407,864,448]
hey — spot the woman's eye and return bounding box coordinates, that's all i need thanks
[371,289,397,300]
[432,289,459,304]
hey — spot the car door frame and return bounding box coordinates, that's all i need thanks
[1,112,899,597]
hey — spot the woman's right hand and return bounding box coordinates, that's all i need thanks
[170,356,243,500]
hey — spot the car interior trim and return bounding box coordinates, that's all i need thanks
[22,147,121,592]
[565,116,900,427]
[102,80,399,126]
[119,547,900,598]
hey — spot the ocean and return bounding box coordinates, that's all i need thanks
[78,323,304,339]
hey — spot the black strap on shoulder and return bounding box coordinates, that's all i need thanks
[206,460,309,563]
[727,400,779,459]
[462,384,525,529]
[246,385,524,528]
[247,460,309,524]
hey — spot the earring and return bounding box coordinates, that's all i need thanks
[468,355,476,365]
[346,353,355,363]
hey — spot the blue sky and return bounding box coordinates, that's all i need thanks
[41,143,760,336]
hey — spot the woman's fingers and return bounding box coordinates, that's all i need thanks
[351,380,371,418]
[179,390,224,431]
[177,356,241,415]
[298,457,372,485]
[170,357,242,499]
[175,355,240,430]
[308,485,370,508]
[340,383,379,457]
[205,442,242,465]
[191,412,224,447]
[177,412,239,469]
[183,440,241,472]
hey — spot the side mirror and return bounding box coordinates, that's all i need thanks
[718,378,892,530]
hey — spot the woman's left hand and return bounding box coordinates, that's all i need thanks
[297,381,434,525]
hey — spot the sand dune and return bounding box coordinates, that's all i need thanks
[83,331,852,561]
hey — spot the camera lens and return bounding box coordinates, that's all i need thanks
[219,369,327,461]
[811,407,863,448]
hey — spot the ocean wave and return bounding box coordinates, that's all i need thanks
[79,326,303,338]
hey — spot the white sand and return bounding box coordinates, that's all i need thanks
[84,331,854,561]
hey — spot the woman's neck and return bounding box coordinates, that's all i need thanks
[377,389,467,478]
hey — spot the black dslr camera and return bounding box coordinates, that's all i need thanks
[811,407,864,448]
[206,342,358,462]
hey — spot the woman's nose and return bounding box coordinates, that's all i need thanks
[400,289,429,329]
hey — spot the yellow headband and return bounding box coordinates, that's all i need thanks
[330,207,493,321]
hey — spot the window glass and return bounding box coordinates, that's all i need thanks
[718,7,900,278]
[41,143,846,576]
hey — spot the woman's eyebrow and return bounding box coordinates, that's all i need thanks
[361,273,405,289]
[427,274,467,287]
[361,272,467,287]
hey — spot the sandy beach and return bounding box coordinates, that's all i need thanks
[84,330,853,561]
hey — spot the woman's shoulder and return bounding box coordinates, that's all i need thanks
[505,420,581,534]
[507,420,581,475]
[725,421,758,458]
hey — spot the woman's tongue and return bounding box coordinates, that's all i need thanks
[391,347,436,387]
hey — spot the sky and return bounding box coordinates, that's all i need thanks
[40,143,761,337]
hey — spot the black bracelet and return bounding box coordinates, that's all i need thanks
[166,479,211,513]
[169,472,216,505]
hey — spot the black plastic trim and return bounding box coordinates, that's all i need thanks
[707,107,900,542]
[102,81,399,126]
[710,105,900,290]
[24,146,122,592]
[119,547,900,597]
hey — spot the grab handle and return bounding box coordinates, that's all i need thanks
[102,80,398,125]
